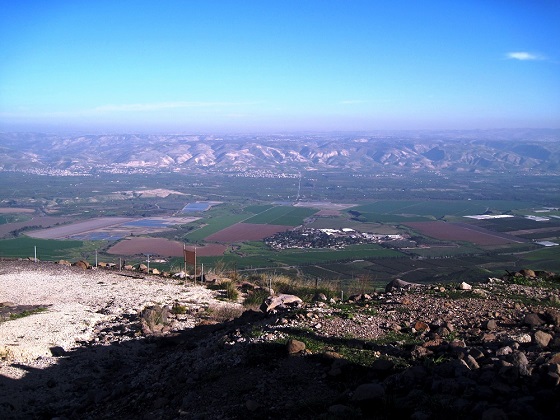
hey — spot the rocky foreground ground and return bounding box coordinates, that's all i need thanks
[1,261,560,419]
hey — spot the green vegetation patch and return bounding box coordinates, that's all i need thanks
[1,305,49,323]
[0,236,87,260]
[243,204,274,214]
[243,206,317,226]
[350,200,536,219]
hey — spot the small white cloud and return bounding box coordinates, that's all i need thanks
[506,51,543,61]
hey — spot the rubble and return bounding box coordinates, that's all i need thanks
[0,264,559,419]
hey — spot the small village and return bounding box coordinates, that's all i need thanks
[264,227,404,250]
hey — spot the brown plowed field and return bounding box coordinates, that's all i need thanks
[205,223,290,242]
[107,237,227,257]
[404,221,523,245]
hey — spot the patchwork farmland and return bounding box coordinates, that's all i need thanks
[403,221,526,245]
[107,237,227,257]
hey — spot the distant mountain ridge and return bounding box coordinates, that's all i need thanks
[1,129,559,175]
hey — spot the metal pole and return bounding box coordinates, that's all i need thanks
[147,254,150,272]
[34,246,37,263]
[95,249,98,267]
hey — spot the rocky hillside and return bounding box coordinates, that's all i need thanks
[1,264,560,419]
[1,129,559,174]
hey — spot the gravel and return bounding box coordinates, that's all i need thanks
[0,260,221,367]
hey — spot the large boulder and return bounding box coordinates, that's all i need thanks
[73,260,90,270]
[385,278,419,293]
[517,269,536,278]
[260,294,303,313]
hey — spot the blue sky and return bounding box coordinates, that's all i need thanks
[0,0,559,133]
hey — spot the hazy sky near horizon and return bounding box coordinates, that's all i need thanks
[1,0,559,133]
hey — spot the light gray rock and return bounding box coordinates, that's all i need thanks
[459,282,472,290]
[385,278,419,293]
[260,294,303,312]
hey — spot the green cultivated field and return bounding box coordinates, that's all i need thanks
[350,200,537,219]
[243,204,275,214]
[243,206,317,225]
[522,247,560,271]
[0,237,93,260]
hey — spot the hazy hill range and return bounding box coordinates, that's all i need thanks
[1,129,559,175]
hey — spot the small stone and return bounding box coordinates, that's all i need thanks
[459,282,472,290]
[411,346,433,359]
[287,339,306,354]
[483,320,498,330]
[246,399,259,412]
[523,313,544,328]
[548,353,560,364]
[496,346,513,356]
[314,293,327,301]
[510,333,532,344]
[414,321,430,332]
[465,354,480,370]
[328,404,355,416]
[519,269,536,278]
[469,348,485,359]
[351,383,385,402]
[544,309,560,326]
[534,330,552,348]
[481,407,508,420]
[371,358,394,373]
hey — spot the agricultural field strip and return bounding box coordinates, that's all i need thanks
[0,208,35,214]
[184,214,251,241]
[204,223,289,242]
[506,226,560,236]
[405,221,527,244]
[293,201,354,210]
[26,217,136,239]
[353,200,538,217]
[242,206,316,225]
[451,222,529,243]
